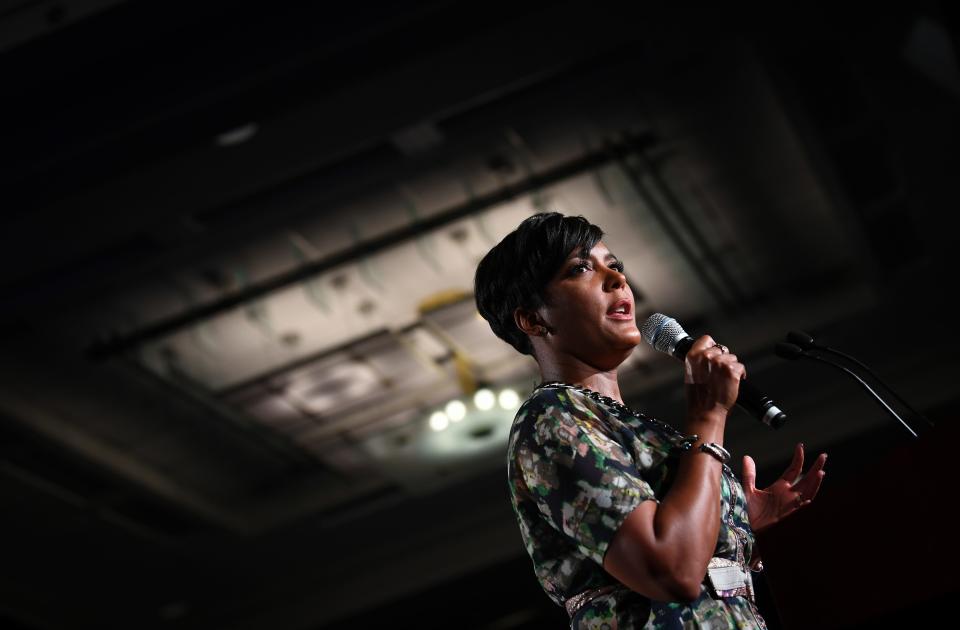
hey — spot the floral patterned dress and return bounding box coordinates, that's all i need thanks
[507,383,767,629]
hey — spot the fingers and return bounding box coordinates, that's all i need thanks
[717,352,746,381]
[793,452,828,503]
[690,337,741,367]
[690,334,718,354]
[694,336,734,360]
[781,442,806,483]
[687,338,746,380]
[741,455,757,493]
[684,335,747,412]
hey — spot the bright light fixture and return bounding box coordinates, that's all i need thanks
[473,388,495,411]
[498,388,519,410]
[445,400,467,422]
[429,411,450,431]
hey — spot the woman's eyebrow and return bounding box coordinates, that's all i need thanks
[575,245,593,259]
[567,249,617,262]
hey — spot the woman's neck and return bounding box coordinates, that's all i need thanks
[538,356,622,402]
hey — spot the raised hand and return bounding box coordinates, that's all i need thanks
[741,443,827,533]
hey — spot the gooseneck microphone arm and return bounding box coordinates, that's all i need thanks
[787,331,934,429]
[775,343,919,439]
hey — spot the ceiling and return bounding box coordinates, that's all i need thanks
[1,2,958,629]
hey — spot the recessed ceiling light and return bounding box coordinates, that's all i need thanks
[445,400,467,422]
[498,389,519,410]
[429,411,449,431]
[473,388,495,410]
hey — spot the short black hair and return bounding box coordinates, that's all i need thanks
[474,212,603,355]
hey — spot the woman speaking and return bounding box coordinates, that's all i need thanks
[474,212,826,628]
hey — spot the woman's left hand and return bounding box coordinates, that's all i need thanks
[742,443,827,533]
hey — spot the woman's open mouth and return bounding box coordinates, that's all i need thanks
[606,299,634,321]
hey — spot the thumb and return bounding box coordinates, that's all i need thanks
[742,455,757,493]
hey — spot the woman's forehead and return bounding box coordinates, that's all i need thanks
[567,241,614,259]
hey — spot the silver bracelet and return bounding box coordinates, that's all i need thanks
[698,442,731,464]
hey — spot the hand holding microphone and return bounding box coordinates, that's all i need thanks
[641,313,787,428]
[682,333,747,422]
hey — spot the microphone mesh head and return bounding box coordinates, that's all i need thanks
[640,313,688,354]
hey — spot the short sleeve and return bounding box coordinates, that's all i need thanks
[513,392,657,566]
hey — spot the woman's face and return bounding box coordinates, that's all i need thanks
[538,241,641,369]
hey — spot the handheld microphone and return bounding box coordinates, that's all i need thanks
[775,341,920,439]
[641,313,787,428]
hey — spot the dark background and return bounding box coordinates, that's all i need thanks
[2,2,959,628]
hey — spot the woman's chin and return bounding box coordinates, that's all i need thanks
[599,332,641,365]
[612,326,642,348]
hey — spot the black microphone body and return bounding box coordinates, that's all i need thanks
[671,335,788,429]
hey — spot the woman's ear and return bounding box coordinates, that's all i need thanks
[514,308,549,337]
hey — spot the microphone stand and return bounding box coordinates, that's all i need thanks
[775,343,919,439]
[787,331,934,429]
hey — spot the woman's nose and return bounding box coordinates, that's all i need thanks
[604,267,626,290]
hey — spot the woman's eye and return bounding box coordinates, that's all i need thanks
[609,261,625,272]
[570,262,590,275]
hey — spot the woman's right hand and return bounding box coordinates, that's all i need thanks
[683,335,746,422]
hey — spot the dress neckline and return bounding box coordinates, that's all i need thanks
[533,381,682,437]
